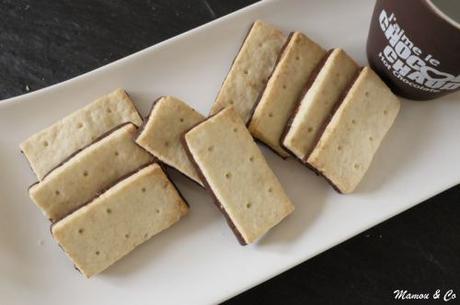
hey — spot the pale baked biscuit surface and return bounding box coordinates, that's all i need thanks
[283,49,359,159]
[249,32,326,157]
[307,67,400,193]
[29,124,154,222]
[20,89,143,180]
[185,107,294,245]
[136,96,204,186]
[52,163,188,278]
[210,20,286,123]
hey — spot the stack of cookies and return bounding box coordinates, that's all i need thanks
[212,20,400,194]
[21,90,189,277]
[20,20,400,278]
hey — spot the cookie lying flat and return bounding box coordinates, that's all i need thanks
[29,123,154,222]
[136,96,204,186]
[283,49,360,160]
[248,32,326,157]
[20,89,143,180]
[184,107,294,245]
[209,20,286,123]
[52,163,188,278]
[307,67,400,194]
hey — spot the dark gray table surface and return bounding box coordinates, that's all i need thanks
[1,1,459,304]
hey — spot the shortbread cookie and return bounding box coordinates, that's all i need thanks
[20,89,143,180]
[248,32,326,157]
[29,124,154,222]
[184,107,294,245]
[209,20,286,123]
[283,49,360,160]
[52,163,188,278]
[136,96,204,186]
[307,67,400,193]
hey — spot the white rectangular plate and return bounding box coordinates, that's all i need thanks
[1,0,459,304]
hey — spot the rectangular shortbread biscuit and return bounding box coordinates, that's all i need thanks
[248,32,326,157]
[307,67,400,193]
[283,49,360,160]
[209,20,286,123]
[52,163,188,278]
[136,96,204,186]
[20,89,143,180]
[184,107,294,245]
[29,123,154,222]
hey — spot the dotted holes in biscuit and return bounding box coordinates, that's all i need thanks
[43,141,49,147]
[295,56,300,61]
[268,112,274,118]
[225,172,232,179]
[141,187,146,193]
[268,187,273,193]
[208,146,214,152]
[114,151,119,157]
[233,127,238,133]
[384,110,388,115]
[307,127,314,133]
[249,156,254,163]
[95,251,100,256]
[77,122,84,129]
[369,136,374,142]
[124,233,130,239]
[282,84,287,90]
[354,163,360,170]
[144,233,148,239]
[107,108,112,114]
[365,91,370,97]
[83,171,89,177]
[243,69,249,75]
[246,202,252,209]
[155,209,161,214]
[106,208,112,214]
[55,190,60,196]
[179,118,184,123]
[337,145,343,151]
[164,141,170,147]
[229,100,234,105]
[351,119,357,125]
[78,228,84,234]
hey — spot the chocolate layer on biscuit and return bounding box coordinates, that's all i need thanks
[304,67,364,193]
[181,109,247,245]
[212,22,256,114]
[245,32,295,159]
[49,161,157,224]
[42,122,135,181]
[135,97,204,187]
[279,49,333,163]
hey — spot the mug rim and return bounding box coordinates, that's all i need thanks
[425,0,460,30]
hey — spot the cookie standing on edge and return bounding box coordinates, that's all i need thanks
[282,48,360,160]
[20,89,143,180]
[210,20,286,123]
[248,32,326,157]
[307,67,400,194]
[52,163,189,278]
[29,123,154,222]
[184,107,294,245]
[136,96,204,186]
